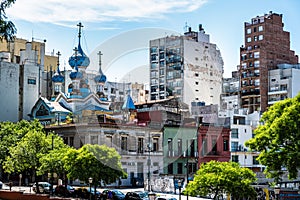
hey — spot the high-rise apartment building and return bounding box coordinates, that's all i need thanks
[268,63,300,106]
[239,11,298,113]
[149,25,223,110]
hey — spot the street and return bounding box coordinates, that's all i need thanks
[0,183,211,200]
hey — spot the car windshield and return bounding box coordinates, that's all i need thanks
[67,185,74,190]
[113,190,124,195]
[138,192,148,198]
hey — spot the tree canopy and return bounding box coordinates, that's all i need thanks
[64,144,127,187]
[184,161,257,200]
[3,120,66,193]
[246,93,300,181]
[0,0,17,41]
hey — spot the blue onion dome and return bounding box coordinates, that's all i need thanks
[52,67,64,83]
[94,51,106,84]
[68,42,90,68]
[94,73,107,84]
[69,68,83,80]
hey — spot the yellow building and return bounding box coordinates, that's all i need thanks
[0,37,57,71]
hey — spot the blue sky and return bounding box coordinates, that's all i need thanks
[6,0,300,81]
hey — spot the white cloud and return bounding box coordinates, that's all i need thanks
[6,0,208,26]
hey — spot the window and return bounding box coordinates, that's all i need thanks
[231,129,239,138]
[232,155,239,163]
[190,139,195,157]
[91,136,98,145]
[121,136,127,151]
[153,138,158,152]
[70,137,74,147]
[202,138,207,156]
[247,37,251,43]
[247,28,251,34]
[253,156,260,165]
[168,138,173,156]
[150,47,158,53]
[254,52,260,58]
[177,139,182,156]
[195,73,199,77]
[254,60,260,68]
[258,35,263,40]
[231,142,239,151]
[223,139,229,151]
[211,138,217,153]
[258,25,263,32]
[177,163,183,174]
[195,81,199,85]
[254,36,258,41]
[168,163,173,174]
[138,138,144,153]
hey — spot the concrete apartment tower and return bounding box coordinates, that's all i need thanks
[239,11,298,113]
[149,25,223,110]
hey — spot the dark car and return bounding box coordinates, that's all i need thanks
[100,189,125,200]
[75,187,101,199]
[125,191,149,200]
[54,185,75,197]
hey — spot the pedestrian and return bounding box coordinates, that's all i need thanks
[107,190,113,200]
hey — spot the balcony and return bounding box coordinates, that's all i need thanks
[268,89,288,95]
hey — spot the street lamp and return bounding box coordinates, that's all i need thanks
[147,131,152,192]
[89,177,93,200]
[178,180,182,200]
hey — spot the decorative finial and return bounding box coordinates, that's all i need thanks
[56,51,61,69]
[77,22,83,41]
[97,51,103,72]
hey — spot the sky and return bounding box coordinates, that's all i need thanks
[6,0,300,82]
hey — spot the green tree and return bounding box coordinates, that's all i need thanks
[3,120,65,193]
[38,140,70,191]
[0,120,43,170]
[246,94,300,182]
[64,144,127,188]
[184,161,257,200]
[0,0,17,41]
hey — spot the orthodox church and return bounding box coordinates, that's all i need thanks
[30,23,135,125]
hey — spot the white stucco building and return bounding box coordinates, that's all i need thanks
[149,25,223,110]
[0,42,45,122]
[268,63,300,105]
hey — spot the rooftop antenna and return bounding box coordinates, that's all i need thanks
[184,22,189,33]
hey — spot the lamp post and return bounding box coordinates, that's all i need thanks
[89,177,93,200]
[147,131,152,192]
[178,180,182,200]
[185,140,189,200]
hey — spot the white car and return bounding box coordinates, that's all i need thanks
[0,181,2,189]
[32,182,52,193]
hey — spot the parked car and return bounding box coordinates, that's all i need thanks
[74,187,101,199]
[125,191,149,200]
[0,180,2,189]
[100,189,125,200]
[32,182,52,194]
[54,184,75,197]
[155,197,177,200]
